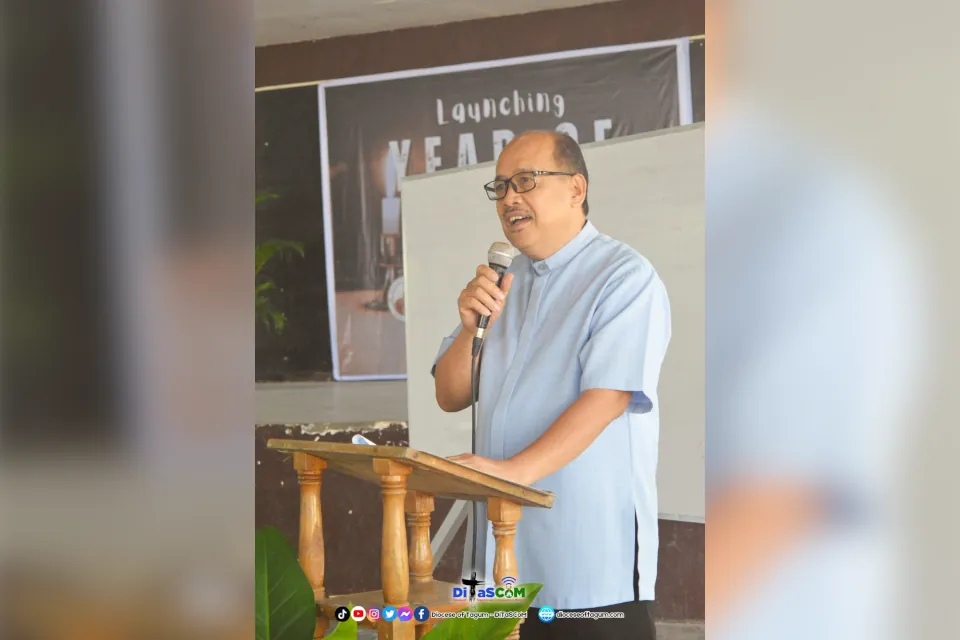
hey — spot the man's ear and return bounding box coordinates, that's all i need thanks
[571,174,587,208]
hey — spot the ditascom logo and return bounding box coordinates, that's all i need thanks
[452,576,525,601]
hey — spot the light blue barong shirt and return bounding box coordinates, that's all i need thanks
[433,221,671,609]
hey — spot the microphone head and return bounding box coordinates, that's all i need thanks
[487,242,514,271]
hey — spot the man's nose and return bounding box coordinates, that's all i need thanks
[503,186,524,207]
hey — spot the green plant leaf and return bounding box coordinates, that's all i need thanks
[421,583,543,640]
[257,309,286,335]
[256,192,280,206]
[324,617,359,639]
[255,526,318,640]
[257,281,276,295]
[254,235,304,336]
[268,310,287,334]
[323,600,359,639]
[256,240,305,276]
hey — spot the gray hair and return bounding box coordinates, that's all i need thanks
[550,133,589,216]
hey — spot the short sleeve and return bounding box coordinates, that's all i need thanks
[579,268,671,414]
[430,323,463,377]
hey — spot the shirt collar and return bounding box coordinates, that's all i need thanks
[530,220,599,276]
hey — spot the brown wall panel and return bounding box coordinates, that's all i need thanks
[256,0,704,88]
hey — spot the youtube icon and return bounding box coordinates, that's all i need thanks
[351,606,366,622]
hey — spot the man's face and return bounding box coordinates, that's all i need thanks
[493,134,577,256]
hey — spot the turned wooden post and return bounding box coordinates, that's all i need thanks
[415,621,436,639]
[293,453,327,638]
[374,459,416,640]
[405,491,435,584]
[488,497,524,640]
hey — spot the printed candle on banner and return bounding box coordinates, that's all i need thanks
[382,152,401,235]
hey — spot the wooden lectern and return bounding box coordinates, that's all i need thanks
[267,439,554,640]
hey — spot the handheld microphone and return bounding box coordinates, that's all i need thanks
[473,242,514,356]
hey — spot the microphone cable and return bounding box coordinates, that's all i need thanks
[464,241,511,595]
[469,343,480,588]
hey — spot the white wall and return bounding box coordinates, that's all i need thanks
[401,123,704,521]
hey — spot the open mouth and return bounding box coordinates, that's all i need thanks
[506,214,532,229]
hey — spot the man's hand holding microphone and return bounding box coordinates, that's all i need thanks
[437,242,527,485]
[457,264,514,338]
[434,242,514,413]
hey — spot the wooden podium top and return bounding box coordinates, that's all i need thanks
[267,439,554,509]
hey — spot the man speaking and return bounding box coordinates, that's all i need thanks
[431,131,671,639]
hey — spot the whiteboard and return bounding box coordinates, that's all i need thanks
[401,124,704,521]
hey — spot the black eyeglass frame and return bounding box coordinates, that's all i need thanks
[483,170,577,201]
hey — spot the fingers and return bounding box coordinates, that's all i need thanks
[460,296,494,319]
[501,272,514,296]
[476,264,499,281]
[473,265,509,302]
[471,284,502,316]
[475,276,507,304]
[461,275,505,317]
[462,264,511,328]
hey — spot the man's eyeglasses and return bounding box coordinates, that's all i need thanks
[483,170,576,201]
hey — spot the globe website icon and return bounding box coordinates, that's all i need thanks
[537,606,555,623]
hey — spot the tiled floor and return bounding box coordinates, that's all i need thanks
[348,621,704,639]
[256,379,407,425]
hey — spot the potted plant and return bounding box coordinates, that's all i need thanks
[255,192,304,335]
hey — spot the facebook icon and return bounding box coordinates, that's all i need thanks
[414,606,430,622]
